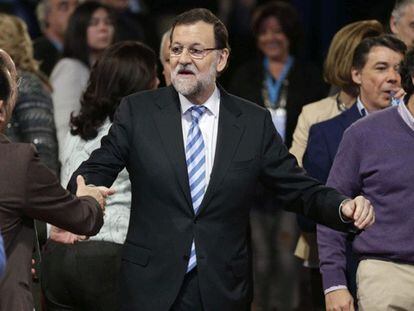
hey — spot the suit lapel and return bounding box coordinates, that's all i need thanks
[339,103,362,130]
[152,87,193,210]
[197,88,244,215]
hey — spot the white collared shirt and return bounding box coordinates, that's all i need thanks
[179,86,220,188]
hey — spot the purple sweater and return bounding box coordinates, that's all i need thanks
[317,106,414,291]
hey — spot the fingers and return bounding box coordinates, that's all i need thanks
[341,199,355,220]
[96,186,116,197]
[76,175,86,188]
[345,196,375,229]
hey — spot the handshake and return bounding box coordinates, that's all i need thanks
[75,175,115,211]
[49,175,115,244]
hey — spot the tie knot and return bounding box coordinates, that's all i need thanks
[189,105,207,122]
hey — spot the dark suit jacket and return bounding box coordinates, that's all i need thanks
[0,134,103,311]
[33,36,61,76]
[303,103,362,184]
[68,85,350,311]
[228,59,328,149]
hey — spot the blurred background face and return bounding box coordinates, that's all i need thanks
[257,16,290,61]
[47,0,78,38]
[391,4,414,49]
[87,8,114,52]
[352,46,403,111]
[161,36,171,86]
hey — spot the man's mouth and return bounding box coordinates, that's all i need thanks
[178,69,195,75]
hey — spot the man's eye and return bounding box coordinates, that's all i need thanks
[171,47,182,54]
[190,48,203,56]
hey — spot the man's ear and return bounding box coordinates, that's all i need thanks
[390,16,398,35]
[351,67,362,85]
[216,48,230,73]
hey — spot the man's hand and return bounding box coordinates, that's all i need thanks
[75,175,115,210]
[50,225,87,244]
[340,196,375,229]
[325,288,354,311]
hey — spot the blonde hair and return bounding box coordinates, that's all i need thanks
[324,20,383,94]
[0,14,40,74]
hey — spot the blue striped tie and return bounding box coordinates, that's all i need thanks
[186,105,207,272]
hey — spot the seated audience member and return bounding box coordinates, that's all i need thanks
[317,36,410,311]
[41,41,159,311]
[290,19,384,310]
[0,48,111,311]
[390,0,414,49]
[0,13,59,174]
[33,0,78,76]
[51,1,114,157]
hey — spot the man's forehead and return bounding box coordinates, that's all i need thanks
[366,46,403,63]
[172,21,215,45]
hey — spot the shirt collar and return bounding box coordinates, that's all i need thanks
[356,97,368,116]
[179,86,220,116]
[398,102,414,131]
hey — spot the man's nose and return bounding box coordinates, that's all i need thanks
[178,48,192,64]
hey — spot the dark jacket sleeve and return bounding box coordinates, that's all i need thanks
[67,97,132,193]
[259,110,349,232]
[23,145,103,236]
[0,233,5,278]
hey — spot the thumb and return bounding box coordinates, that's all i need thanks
[342,200,356,219]
[76,175,86,188]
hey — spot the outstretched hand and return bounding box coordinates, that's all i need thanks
[75,175,115,210]
[341,196,375,229]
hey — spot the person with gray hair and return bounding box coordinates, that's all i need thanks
[33,0,78,76]
[390,0,414,48]
[159,28,172,86]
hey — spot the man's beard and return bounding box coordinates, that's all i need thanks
[171,59,217,98]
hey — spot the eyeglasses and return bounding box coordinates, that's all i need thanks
[169,45,221,59]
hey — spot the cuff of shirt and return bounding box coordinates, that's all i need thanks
[324,285,348,295]
[338,199,353,223]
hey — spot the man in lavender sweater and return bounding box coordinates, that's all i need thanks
[317,47,414,310]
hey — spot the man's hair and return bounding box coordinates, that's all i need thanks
[399,48,414,102]
[36,0,51,31]
[324,20,383,95]
[251,1,302,56]
[159,29,171,63]
[391,0,414,23]
[352,34,407,71]
[170,8,230,52]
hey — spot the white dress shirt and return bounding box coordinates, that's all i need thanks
[179,86,220,188]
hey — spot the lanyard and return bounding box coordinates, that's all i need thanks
[263,56,294,108]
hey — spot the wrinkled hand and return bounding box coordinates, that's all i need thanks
[340,196,375,229]
[50,225,87,244]
[75,175,115,211]
[325,288,354,311]
[393,87,406,100]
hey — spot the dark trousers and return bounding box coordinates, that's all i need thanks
[41,240,122,311]
[170,269,204,311]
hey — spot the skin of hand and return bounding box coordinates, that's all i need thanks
[325,288,354,311]
[340,196,375,229]
[75,175,115,210]
[49,225,87,244]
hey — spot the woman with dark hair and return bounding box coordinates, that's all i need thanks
[51,1,114,157]
[41,41,159,310]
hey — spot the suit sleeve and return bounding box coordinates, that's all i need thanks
[317,127,362,291]
[22,145,103,236]
[303,124,332,184]
[259,111,349,232]
[67,97,132,193]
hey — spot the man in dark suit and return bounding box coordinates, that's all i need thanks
[0,49,112,310]
[33,0,78,76]
[68,9,375,311]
